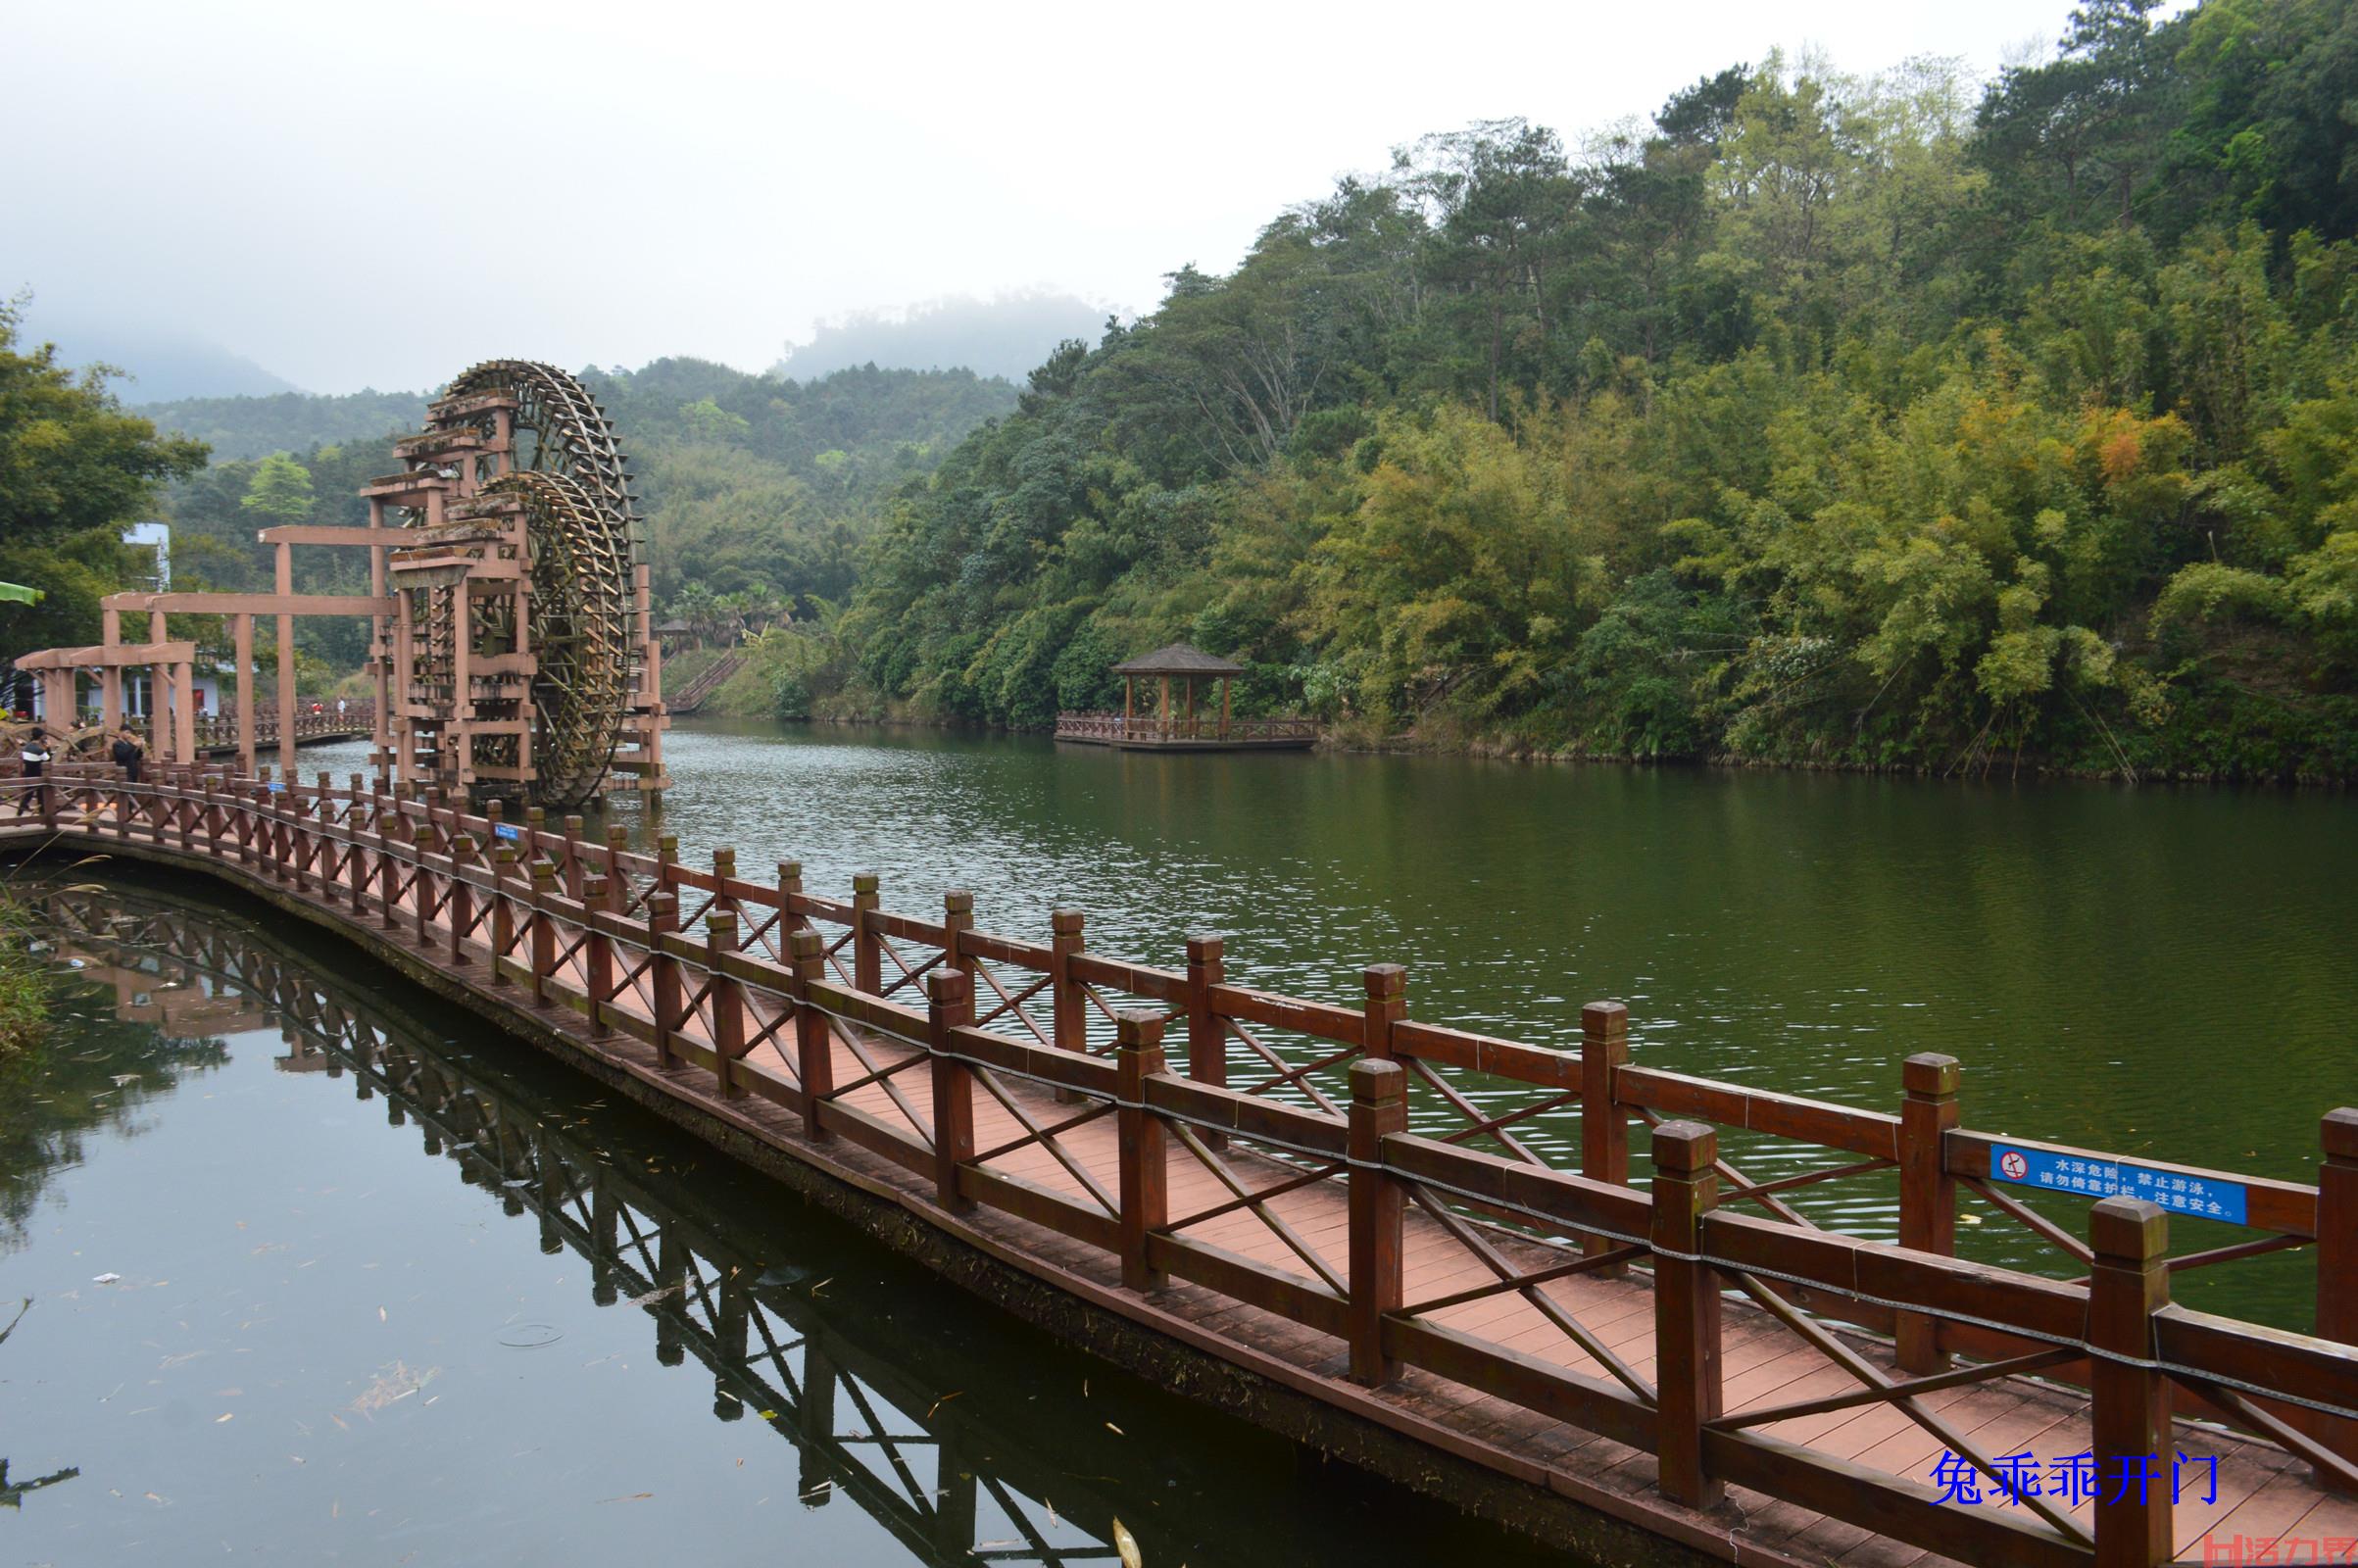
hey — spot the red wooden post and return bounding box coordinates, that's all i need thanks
[286,786,310,890]
[1185,932,1226,1085]
[777,858,806,934]
[1050,906,1086,1104]
[1115,1009,1170,1292]
[712,846,737,922]
[378,794,403,930]
[647,892,680,1068]
[348,777,370,909]
[605,821,630,907]
[490,845,518,985]
[1897,1052,1961,1373]
[1650,1119,1724,1507]
[708,910,747,1099]
[853,871,882,994]
[1582,1000,1632,1272]
[2311,1109,2358,1489]
[943,889,974,979]
[2321,1109,2358,1348]
[1362,962,1404,1062]
[446,828,474,965]
[412,818,438,948]
[925,968,975,1213]
[561,814,585,900]
[528,860,558,1005]
[2088,1198,2172,1568]
[790,927,831,1140]
[583,873,614,1038]
[1348,1057,1407,1385]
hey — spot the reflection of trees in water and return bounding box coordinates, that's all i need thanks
[0,891,236,1252]
[27,884,1129,1568]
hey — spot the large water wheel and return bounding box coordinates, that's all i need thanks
[394,361,646,809]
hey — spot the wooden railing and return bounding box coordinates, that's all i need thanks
[189,703,374,750]
[669,651,744,715]
[1053,712,1318,743]
[5,760,2354,1568]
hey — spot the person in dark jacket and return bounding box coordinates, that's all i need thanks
[16,727,51,815]
[110,728,143,784]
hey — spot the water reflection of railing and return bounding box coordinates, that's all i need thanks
[33,887,1122,1568]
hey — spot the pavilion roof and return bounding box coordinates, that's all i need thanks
[1112,642,1243,676]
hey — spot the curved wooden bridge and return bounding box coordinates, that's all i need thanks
[5,762,2354,1568]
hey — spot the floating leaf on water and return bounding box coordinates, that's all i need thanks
[626,1282,683,1308]
[1105,1422,1124,1436]
[1957,1212,1983,1227]
[92,1272,122,1285]
[1111,1517,1143,1568]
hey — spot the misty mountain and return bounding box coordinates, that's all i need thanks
[772,291,1111,383]
[35,322,302,403]
[135,389,430,461]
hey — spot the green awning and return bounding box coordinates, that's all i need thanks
[0,581,42,606]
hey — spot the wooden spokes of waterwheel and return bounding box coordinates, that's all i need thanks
[397,360,646,810]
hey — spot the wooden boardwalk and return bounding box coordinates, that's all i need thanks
[5,765,2356,1568]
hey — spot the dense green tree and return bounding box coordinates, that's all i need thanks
[0,301,208,691]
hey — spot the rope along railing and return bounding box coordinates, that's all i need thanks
[5,760,2354,1568]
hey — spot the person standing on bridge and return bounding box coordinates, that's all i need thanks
[15,727,52,816]
[110,727,143,785]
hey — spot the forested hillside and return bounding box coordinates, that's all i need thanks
[792,0,2358,780]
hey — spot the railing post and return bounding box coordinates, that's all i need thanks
[647,892,680,1068]
[712,847,737,923]
[528,860,558,1005]
[446,829,474,966]
[943,889,974,980]
[1582,1001,1632,1273]
[287,777,311,886]
[2321,1110,2358,1348]
[2088,1198,2172,1568]
[561,814,585,900]
[490,845,518,985]
[1185,931,1227,1085]
[1050,906,1086,1104]
[1897,1052,1961,1373]
[853,871,882,994]
[1115,1009,1170,1293]
[348,777,370,908]
[1650,1119,1724,1508]
[1348,1057,1407,1385]
[925,969,975,1213]
[412,818,438,948]
[708,911,747,1099]
[583,874,614,1038]
[1362,962,1403,1062]
[378,796,404,930]
[790,928,831,1141]
[777,858,807,940]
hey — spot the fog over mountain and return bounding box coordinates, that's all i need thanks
[24,310,301,402]
[772,292,1111,384]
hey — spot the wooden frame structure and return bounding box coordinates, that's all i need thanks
[8,764,2355,1568]
[7,360,666,808]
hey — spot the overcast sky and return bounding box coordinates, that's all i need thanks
[4,0,2091,395]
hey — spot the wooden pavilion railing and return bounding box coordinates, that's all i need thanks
[1053,712,1318,744]
[5,758,2355,1568]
